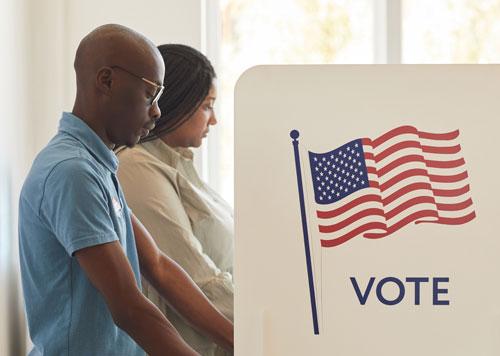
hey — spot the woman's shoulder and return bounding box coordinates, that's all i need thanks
[117,145,179,176]
[117,144,151,161]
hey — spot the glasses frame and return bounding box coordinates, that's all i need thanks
[110,65,165,105]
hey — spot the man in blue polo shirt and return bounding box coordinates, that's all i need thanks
[19,24,233,355]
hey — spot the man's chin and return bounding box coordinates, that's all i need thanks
[126,140,140,148]
[119,139,138,149]
[125,135,142,148]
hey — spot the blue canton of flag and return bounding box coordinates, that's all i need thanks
[308,139,369,204]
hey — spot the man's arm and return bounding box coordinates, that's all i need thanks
[131,213,234,352]
[75,241,199,356]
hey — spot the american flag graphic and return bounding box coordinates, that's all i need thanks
[308,126,476,247]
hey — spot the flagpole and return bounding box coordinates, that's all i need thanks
[290,129,319,335]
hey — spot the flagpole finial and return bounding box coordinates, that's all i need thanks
[290,130,300,140]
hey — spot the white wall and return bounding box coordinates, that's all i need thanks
[1,0,30,354]
[2,1,206,353]
[29,0,205,156]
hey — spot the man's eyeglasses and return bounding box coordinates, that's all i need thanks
[111,65,165,105]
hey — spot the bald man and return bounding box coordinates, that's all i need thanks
[19,24,233,356]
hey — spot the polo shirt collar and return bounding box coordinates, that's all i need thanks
[58,112,118,173]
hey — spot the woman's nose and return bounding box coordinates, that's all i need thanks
[209,113,217,125]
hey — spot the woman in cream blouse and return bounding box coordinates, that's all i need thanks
[117,44,233,356]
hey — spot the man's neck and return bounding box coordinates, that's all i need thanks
[72,106,114,149]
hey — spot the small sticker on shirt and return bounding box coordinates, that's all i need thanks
[112,196,122,214]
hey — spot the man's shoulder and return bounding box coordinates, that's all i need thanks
[35,134,102,177]
[21,134,105,203]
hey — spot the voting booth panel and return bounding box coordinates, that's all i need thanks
[235,65,500,356]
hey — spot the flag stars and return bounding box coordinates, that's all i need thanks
[311,140,369,203]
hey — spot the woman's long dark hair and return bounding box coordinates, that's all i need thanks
[140,44,216,143]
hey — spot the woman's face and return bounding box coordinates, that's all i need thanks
[164,84,217,148]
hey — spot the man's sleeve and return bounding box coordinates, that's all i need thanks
[41,158,119,255]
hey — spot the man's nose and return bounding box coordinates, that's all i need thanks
[150,101,161,121]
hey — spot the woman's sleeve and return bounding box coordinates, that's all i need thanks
[117,156,234,321]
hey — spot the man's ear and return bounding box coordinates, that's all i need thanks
[96,66,113,96]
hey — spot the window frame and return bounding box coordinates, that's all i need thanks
[203,0,403,194]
